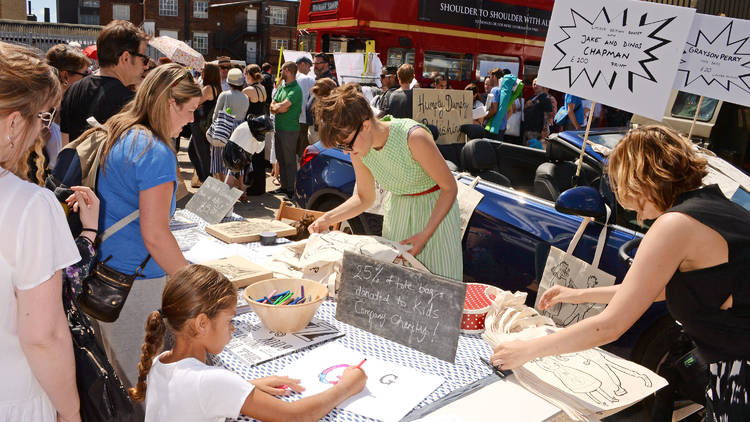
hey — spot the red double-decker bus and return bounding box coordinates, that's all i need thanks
[297,0,554,90]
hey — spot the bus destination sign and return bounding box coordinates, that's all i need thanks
[311,0,338,13]
[418,1,551,38]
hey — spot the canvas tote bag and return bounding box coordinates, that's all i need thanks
[534,209,615,327]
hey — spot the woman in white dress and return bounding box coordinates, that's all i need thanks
[0,42,82,422]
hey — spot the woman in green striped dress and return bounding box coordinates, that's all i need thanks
[308,84,462,280]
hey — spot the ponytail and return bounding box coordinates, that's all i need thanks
[128,310,167,402]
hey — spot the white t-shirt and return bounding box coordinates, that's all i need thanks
[0,169,80,421]
[296,73,315,124]
[145,352,254,422]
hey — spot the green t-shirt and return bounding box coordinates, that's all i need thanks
[273,80,303,131]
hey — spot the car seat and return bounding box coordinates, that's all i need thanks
[533,140,598,201]
[460,139,511,187]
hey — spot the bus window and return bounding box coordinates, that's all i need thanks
[386,48,415,68]
[522,62,540,86]
[424,51,473,81]
[299,32,316,52]
[671,91,719,122]
[476,54,519,80]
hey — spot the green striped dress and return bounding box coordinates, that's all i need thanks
[360,117,463,280]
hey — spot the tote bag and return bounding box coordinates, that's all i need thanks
[534,209,615,327]
[206,109,240,147]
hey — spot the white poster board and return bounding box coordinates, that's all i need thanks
[536,0,696,121]
[674,13,750,108]
[332,52,383,86]
[283,49,316,78]
[283,342,443,422]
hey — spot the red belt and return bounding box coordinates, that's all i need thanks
[404,184,440,196]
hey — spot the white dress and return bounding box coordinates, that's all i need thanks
[0,168,80,421]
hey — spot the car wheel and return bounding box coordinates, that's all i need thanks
[630,316,705,422]
[316,197,366,234]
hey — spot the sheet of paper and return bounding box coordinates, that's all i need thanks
[172,227,212,251]
[183,237,233,264]
[283,342,444,422]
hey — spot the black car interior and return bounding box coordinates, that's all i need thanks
[450,136,602,201]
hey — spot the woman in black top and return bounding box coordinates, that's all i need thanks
[241,64,268,195]
[494,125,750,420]
[189,63,221,184]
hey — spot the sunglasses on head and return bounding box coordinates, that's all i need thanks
[335,122,362,151]
[37,107,56,128]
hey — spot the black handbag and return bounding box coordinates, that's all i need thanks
[63,276,137,422]
[79,254,150,323]
[78,210,150,323]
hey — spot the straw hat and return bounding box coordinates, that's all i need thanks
[227,68,244,87]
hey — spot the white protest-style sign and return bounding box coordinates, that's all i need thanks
[536,0,696,121]
[674,13,750,108]
[283,49,316,78]
[332,53,383,86]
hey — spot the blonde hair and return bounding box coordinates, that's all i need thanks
[397,63,414,84]
[129,264,236,402]
[608,125,708,213]
[313,83,373,148]
[0,42,61,174]
[92,63,201,170]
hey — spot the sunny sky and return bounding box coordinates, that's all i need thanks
[29,0,58,23]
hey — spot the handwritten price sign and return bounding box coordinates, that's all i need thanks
[537,0,695,120]
[674,13,750,108]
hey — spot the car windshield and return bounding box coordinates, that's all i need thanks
[586,133,626,150]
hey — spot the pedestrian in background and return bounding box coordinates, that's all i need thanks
[218,56,232,92]
[382,63,414,119]
[188,63,221,186]
[211,68,249,190]
[270,61,303,198]
[295,57,315,158]
[523,79,553,146]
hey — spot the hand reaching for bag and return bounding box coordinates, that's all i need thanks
[537,285,581,310]
[65,186,100,234]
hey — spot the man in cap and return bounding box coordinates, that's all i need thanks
[218,56,232,91]
[295,56,315,157]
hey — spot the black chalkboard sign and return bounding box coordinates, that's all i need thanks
[336,252,467,362]
[185,177,243,224]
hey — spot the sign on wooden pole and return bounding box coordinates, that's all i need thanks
[412,88,472,144]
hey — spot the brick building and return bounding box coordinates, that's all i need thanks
[0,0,26,20]
[93,0,298,65]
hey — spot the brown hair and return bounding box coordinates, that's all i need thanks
[245,63,262,82]
[45,44,90,76]
[313,83,373,148]
[0,42,61,175]
[95,63,202,171]
[608,125,708,214]
[202,63,221,94]
[397,64,414,85]
[97,20,149,68]
[128,264,236,402]
[311,78,337,99]
[262,62,271,72]
[281,61,298,75]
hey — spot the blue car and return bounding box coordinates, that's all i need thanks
[294,128,750,375]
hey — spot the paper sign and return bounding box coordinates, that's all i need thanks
[333,53,383,86]
[536,0,696,121]
[674,13,750,108]
[412,88,472,144]
[283,49,316,78]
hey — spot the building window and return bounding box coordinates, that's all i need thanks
[193,32,208,55]
[268,6,287,25]
[159,0,178,16]
[80,14,99,25]
[81,0,99,7]
[193,1,208,18]
[160,29,179,39]
[247,9,257,32]
[271,38,289,51]
[112,4,130,20]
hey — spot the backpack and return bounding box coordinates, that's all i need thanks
[45,128,109,236]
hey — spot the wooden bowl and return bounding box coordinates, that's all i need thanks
[242,278,328,333]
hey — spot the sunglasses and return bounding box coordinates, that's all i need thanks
[171,69,194,87]
[126,50,149,66]
[37,107,56,128]
[336,122,362,151]
[220,65,232,70]
[68,69,91,77]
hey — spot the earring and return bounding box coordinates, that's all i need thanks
[7,134,14,148]
[63,81,69,87]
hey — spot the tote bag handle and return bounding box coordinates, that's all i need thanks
[565,205,611,269]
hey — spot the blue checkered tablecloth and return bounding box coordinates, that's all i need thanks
[214,299,495,422]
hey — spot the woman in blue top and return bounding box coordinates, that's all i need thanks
[95,63,202,395]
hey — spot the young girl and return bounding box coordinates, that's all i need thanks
[129,265,367,422]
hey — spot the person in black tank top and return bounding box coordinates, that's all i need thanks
[241,64,268,196]
[490,125,750,421]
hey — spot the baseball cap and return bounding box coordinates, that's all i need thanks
[296,56,312,65]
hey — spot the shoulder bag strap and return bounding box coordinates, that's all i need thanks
[101,209,140,242]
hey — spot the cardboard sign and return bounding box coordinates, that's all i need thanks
[336,252,466,362]
[412,88,472,144]
[674,13,750,108]
[184,177,243,224]
[201,256,273,288]
[205,219,297,244]
[536,0,695,121]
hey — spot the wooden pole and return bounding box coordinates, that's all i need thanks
[575,101,597,180]
[687,95,704,141]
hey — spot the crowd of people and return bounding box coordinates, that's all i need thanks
[1,16,748,422]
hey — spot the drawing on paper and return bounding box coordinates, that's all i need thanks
[561,275,600,326]
[207,262,264,280]
[534,357,618,405]
[319,364,349,385]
